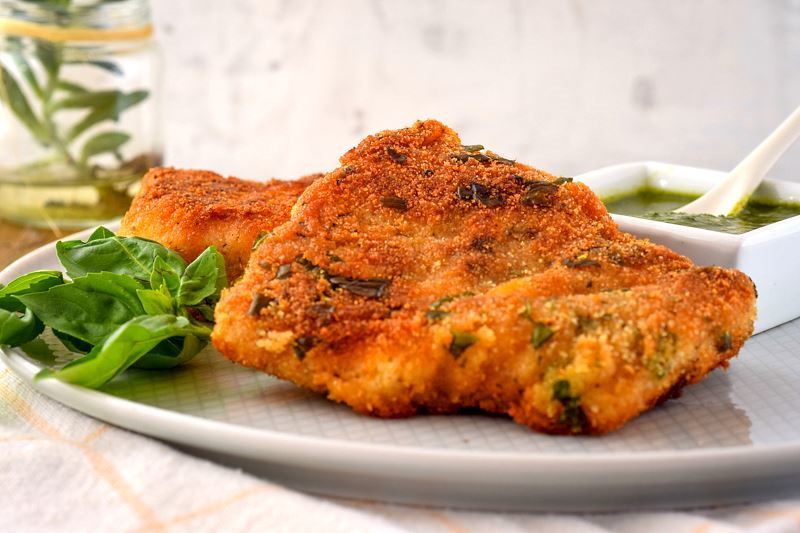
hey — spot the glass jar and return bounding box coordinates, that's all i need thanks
[0,0,161,229]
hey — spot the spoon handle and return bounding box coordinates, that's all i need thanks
[677,104,800,216]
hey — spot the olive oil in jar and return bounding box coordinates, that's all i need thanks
[0,0,162,228]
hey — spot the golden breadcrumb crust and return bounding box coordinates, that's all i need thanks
[119,168,319,279]
[210,120,756,434]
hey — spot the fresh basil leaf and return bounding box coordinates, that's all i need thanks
[56,234,185,282]
[51,89,127,111]
[53,329,92,354]
[57,80,90,93]
[66,89,148,142]
[17,272,144,345]
[9,50,42,98]
[34,41,60,81]
[136,288,172,315]
[0,307,43,347]
[19,337,57,366]
[176,246,227,306]
[80,131,130,164]
[0,65,48,145]
[134,334,205,369]
[144,336,183,358]
[72,59,124,76]
[151,255,181,296]
[0,270,63,312]
[37,315,210,388]
[88,226,115,240]
[192,304,215,322]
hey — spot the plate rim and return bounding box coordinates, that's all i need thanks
[4,346,800,472]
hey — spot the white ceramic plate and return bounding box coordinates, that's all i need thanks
[3,226,800,512]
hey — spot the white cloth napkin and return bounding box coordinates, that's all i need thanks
[2,362,799,533]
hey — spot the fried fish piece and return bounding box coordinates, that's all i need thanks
[212,120,756,434]
[119,168,319,279]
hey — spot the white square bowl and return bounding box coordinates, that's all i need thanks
[576,161,800,334]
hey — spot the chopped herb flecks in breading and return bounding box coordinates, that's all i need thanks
[449,330,478,357]
[552,379,588,433]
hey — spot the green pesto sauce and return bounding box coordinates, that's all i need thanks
[602,188,800,234]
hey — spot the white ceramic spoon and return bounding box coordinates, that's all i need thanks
[676,104,800,216]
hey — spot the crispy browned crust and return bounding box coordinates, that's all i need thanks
[119,168,320,279]
[212,120,757,435]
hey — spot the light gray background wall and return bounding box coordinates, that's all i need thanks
[152,0,800,182]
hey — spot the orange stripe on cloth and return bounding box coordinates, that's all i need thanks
[0,384,165,530]
[747,507,800,524]
[82,423,110,444]
[131,485,274,531]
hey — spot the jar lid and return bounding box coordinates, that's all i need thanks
[0,0,152,42]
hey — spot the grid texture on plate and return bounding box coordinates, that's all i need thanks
[60,319,796,454]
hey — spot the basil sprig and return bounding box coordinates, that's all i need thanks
[0,227,227,388]
[0,271,63,346]
[0,11,150,181]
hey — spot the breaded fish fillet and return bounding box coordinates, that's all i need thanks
[212,120,756,434]
[119,168,319,279]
